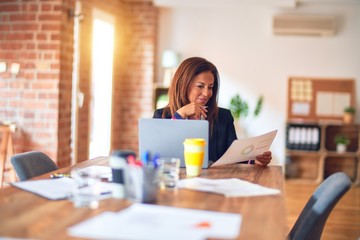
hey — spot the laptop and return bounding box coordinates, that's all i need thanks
[138,118,210,168]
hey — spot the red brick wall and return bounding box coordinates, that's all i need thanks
[75,0,157,162]
[113,1,157,154]
[0,0,157,167]
[0,0,75,167]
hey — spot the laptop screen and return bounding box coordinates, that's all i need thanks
[138,118,210,168]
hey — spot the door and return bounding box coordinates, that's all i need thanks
[89,9,115,159]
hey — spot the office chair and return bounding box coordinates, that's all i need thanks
[288,172,351,240]
[11,151,59,181]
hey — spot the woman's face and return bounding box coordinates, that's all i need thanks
[187,71,214,106]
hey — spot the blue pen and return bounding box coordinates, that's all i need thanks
[141,151,151,166]
[152,153,160,168]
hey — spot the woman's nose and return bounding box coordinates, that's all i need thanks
[202,88,210,96]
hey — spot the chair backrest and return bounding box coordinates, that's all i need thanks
[11,151,59,181]
[288,172,351,240]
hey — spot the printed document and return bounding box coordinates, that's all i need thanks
[177,177,281,197]
[211,129,277,167]
[68,203,242,240]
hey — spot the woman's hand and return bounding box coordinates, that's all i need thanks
[255,151,272,166]
[177,103,207,120]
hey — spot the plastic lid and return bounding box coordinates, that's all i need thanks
[183,138,206,146]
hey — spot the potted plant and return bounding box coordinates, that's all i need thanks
[343,106,355,124]
[334,134,350,153]
[229,94,263,137]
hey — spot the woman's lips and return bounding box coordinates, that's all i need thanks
[197,98,207,104]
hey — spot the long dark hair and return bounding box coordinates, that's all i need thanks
[162,57,220,135]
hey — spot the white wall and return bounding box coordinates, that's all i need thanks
[156,1,360,165]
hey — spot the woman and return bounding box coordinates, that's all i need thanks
[153,57,272,166]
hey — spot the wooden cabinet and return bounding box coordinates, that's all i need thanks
[285,122,360,184]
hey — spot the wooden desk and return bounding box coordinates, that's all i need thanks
[0,157,287,239]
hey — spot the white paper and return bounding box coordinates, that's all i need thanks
[178,178,281,197]
[333,93,350,116]
[211,130,277,167]
[68,203,242,240]
[11,177,113,200]
[11,178,75,200]
[76,165,112,181]
[292,102,310,116]
[316,91,351,117]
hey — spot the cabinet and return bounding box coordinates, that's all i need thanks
[285,77,358,184]
[285,122,360,184]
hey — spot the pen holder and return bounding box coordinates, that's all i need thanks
[125,165,159,203]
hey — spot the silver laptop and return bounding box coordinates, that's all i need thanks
[138,118,210,168]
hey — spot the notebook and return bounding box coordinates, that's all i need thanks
[138,118,210,168]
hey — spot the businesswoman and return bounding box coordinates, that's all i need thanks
[153,57,272,166]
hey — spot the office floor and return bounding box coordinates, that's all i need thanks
[285,181,360,240]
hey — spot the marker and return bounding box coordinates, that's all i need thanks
[152,153,160,168]
[141,151,151,166]
[50,173,71,178]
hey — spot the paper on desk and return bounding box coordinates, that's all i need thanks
[11,178,75,200]
[68,203,242,240]
[11,177,113,200]
[211,129,278,167]
[178,178,281,197]
[75,165,112,181]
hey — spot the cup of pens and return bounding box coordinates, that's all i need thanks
[124,152,159,203]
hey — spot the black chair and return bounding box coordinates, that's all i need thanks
[11,151,59,181]
[288,172,351,240]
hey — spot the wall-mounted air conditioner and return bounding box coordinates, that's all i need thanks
[273,14,336,36]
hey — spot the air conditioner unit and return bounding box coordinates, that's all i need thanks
[273,14,336,36]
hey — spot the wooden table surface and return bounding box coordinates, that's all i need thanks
[0,157,287,240]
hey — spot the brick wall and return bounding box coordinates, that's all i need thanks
[0,0,75,167]
[113,1,157,153]
[75,0,157,162]
[0,0,158,167]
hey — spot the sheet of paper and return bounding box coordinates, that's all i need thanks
[292,102,310,116]
[11,177,113,200]
[211,130,278,167]
[76,165,112,181]
[11,178,75,200]
[178,177,281,197]
[68,203,242,240]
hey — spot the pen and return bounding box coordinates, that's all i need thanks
[141,151,151,165]
[50,173,71,178]
[152,153,160,168]
[200,106,207,120]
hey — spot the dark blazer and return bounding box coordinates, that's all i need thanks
[153,107,237,162]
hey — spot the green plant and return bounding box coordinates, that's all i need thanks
[334,134,350,145]
[229,94,263,120]
[344,106,356,114]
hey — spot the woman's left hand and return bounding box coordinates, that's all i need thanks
[255,151,272,166]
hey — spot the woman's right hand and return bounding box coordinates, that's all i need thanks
[177,103,207,120]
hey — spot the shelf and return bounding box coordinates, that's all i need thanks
[285,150,322,156]
[324,156,357,182]
[285,155,323,182]
[285,122,360,184]
[325,125,359,152]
